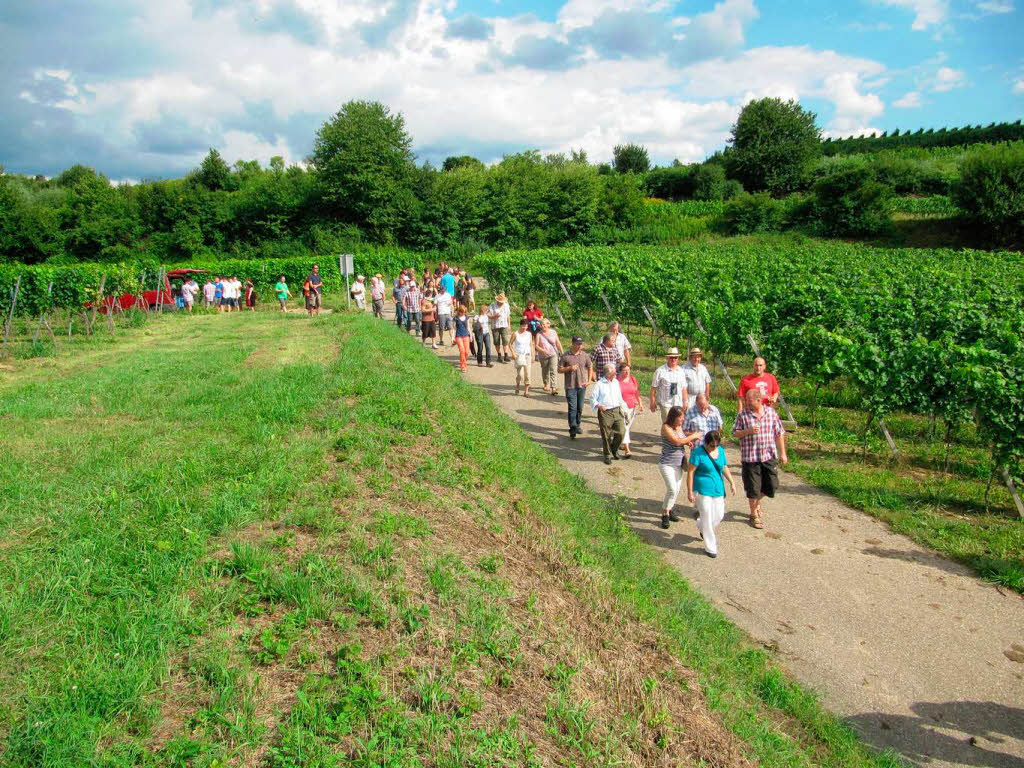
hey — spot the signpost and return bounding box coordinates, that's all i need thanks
[340,254,355,310]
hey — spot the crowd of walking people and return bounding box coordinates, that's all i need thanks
[171,265,328,316]
[373,275,790,559]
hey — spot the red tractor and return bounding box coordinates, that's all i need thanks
[88,268,209,313]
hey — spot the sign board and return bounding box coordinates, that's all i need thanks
[341,254,355,276]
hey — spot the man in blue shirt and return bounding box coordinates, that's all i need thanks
[440,269,455,297]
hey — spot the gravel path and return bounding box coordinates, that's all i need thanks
[400,313,1024,768]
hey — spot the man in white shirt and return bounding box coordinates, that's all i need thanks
[650,347,687,422]
[202,280,216,308]
[489,293,512,362]
[434,284,454,344]
[512,319,534,396]
[681,347,712,409]
[351,275,366,309]
[590,362,626,464]
[180,278,199,312]
[608,321,632,367]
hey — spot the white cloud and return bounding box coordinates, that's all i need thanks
[1014,79,1024,94]
[930,65,966,91]
[6,0,897,174]
[975,0,1014,13]
[893,90,924,107]
[876,0,950,29]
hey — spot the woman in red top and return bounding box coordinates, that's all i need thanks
[522,301,544,336]
[617,363,644,458]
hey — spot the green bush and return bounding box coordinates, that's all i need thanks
[691,163,728,201]
[721,193,786,234]
[812,167,893,236]
[644,166,693,201]
[953,143,1024,245]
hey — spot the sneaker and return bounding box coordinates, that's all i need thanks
[486,363,494,368]
[706,551,717,559]
[569,431,577,440]
[603,457,612,465]
[612,453,620,460]
[660,514,670,529]
[668,511,680,522]
[432,344,439,349]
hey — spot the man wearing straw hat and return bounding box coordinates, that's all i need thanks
[681,347,712,409]
[650,347,687,423]
[489,293,512,363]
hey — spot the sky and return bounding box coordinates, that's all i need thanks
[1,0,1022,181]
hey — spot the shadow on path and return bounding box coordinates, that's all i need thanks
[847,700,1024,768]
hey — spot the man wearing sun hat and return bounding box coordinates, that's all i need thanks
[489,292,512,362]
[650,347,688,423]
[681,347,712,409]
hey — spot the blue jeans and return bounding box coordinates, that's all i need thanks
[565,387,585,434]
[405,310,421,334]
[395,304,404,328]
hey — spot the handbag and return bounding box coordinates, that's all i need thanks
[470,339,476,356]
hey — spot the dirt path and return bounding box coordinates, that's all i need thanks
[389,309,1024,768]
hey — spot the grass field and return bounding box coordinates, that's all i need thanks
[0,304,903,766]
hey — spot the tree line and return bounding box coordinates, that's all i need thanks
[2,98,1022,266]
[822,120,1024,156]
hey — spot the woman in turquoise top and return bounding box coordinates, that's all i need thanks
[686,430,736,558]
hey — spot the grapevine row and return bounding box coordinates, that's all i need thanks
[474,237,1024,488]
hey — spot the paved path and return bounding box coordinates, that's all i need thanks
[399,316,1024,768]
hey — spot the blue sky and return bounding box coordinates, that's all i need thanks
[1,0,1021,180]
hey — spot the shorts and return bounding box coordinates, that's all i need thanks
[438,314,453,331]
[422,320,436,338]
[494,326,511,347]
[305,292,322,309]
[741,460,779,499]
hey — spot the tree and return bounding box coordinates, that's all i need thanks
[726,98,821,196]
[953,143,1024,245]
[442,155,485,172]
[812,167,892,237]
[612,143,650,174]
[197,149,232,191]
[312,100,415,241]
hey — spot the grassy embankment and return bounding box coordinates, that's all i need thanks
[530,305,1023,594]
[0,304,902,766]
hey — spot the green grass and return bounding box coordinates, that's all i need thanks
[0,304,902,766]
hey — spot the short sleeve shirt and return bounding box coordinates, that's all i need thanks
[440,273,455,296]
[559,351,592,391]
[684,404,723,439]
[738,373,780,406]
[490,302,511,329]
[307,274,322,292]
[590,344,622,374]
[275,281,288,299]
[690,446,728,498]
[732,406,785,463]
[681,362,712,407]
[434,292,453,315]
[651,364,686,407]
[613,333,632,358]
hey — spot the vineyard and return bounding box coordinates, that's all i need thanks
[475,236,1024,498]
[822,119,1024,155]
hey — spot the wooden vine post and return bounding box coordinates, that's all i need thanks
[558,280,589,336]
[1000,469,1024,520]
[2,276,21,351]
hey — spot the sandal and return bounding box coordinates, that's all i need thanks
[749,510,765,529]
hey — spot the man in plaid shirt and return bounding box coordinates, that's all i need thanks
[732,389,788,529]
[403,281,422,335]
[589,334,623,381]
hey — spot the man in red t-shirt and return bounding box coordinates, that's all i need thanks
[737,357,780,412]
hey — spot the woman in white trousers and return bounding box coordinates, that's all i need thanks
[686,430,736,558]
[658,405,701,529]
